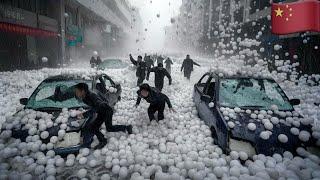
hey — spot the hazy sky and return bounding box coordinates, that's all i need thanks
[128,0,182,52]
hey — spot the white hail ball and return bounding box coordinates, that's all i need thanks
[247,123,256,131]
[278,134,288,143]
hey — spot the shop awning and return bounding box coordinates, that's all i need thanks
[0,22,57,37]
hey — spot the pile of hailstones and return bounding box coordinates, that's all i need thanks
[220,105,320,145]
[0,108,87,179]
[0,104,320,179]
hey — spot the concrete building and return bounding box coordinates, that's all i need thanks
[0,0,138,71]
[228,0,320,74]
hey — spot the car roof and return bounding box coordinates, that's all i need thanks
[43,74,94,83]
[205,71,274,81]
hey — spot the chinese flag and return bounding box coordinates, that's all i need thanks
[271,0,320,35]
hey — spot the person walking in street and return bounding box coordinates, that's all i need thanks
[181,55,200,80]
[157,55,164,65]
[145,55,154,70]
[96,56,102,66]
[164,57,173,74]
[129,54,147,86]
[74,83,133,149]
[135,83,175,121]
[90,56,97,68]
[146,63,172,91]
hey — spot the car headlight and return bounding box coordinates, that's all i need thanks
[229,138,256,157]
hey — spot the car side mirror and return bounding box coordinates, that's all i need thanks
[290,99,300,106]
[20,98,28,105]
[201,95,212,103]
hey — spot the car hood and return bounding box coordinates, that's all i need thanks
[222,111,316,155]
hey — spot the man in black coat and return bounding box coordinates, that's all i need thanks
[181,55,200,80]
[130,54,147,86]
[75,83,132,149]
[164,57,173,74]
[146,63,172,91]
[135,83,174,121]
[145,55,154,70]
[157,55,164,65]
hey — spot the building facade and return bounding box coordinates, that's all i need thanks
[167,0,320,74]
[0,0,138,71]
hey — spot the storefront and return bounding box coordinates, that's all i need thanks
[0,2,59,71]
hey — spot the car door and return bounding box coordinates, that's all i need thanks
[93,75,118,107]
[194,74,211,107]
[101,75,118,107]
[198,77,217,127]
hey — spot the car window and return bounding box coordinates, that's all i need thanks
[197,74,210,92]
[102,76,113,87]
[204,78,216,98]
[27,80,91,110]
[219,78,293,111]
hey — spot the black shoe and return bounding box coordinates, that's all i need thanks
[94,140,107,149]
[127,125,133,134]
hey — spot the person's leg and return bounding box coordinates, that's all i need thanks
[102,104,128,132]
[148,104,157,121]
[157,102,166,121]
[81,129,94,148]
[186,71,191,80]
[155,81,164,92]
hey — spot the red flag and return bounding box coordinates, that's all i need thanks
[271,0,320,35]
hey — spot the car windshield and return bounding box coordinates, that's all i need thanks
[26,80,91,110]
[219,78,293,111]
[99,59,128,69]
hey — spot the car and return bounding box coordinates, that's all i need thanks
[7,73,121,156]
[97,58,129,70]
[193,72,319,157]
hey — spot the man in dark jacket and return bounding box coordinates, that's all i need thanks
[90,56,97,68]
[145,55,154,70]
[146,63,172,91]
[157,55,164,65]
[75,83,132,149]
[181,55,200,80]
[130,54,147,86]
[164,57,173,74]
[135,83,174,121]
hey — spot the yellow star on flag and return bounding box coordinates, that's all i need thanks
[274,7,283,17]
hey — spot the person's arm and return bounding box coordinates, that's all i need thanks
[136,91,142,106]
[193,60,200,67]
[162,94,172,108]
[165,70,172,85]
[147,67,155,80]
[129,55,137,66]
[170,60,173,65]
[181,61,185,72]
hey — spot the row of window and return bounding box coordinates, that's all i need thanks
[0,0,50,17]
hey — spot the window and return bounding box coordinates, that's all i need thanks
[197,74,210,92]
[26,80,91,110]
[219,78,293,110]
[204,78,216,98]
[250,0,271,14]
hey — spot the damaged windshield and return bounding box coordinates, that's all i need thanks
[26,80,91,110]
[219,78,293,111]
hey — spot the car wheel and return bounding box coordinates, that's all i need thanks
[210,126,218,144]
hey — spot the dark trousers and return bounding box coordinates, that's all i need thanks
[137,75,145,86]
[148,102,165,121]
[184,70,191,79]
[155,81,164,92]
[82,105,127,147]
